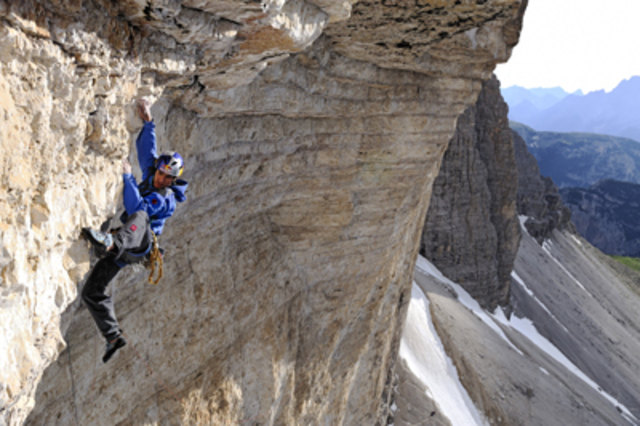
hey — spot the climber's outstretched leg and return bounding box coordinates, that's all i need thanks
[81,255,126,362]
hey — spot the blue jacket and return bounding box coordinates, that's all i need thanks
[122,121,188,235]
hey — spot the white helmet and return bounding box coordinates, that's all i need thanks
[156,151,184,177]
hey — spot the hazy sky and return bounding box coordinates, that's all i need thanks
[495,0,640,93]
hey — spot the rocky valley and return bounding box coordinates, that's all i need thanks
[406,74,639,425]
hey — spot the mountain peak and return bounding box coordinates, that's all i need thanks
[503,75,640,142]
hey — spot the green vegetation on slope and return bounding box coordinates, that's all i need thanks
[610,256,640,273]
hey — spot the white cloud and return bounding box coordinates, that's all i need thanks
[495,0,640,93]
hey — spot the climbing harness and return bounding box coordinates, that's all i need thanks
[147,232,163,285]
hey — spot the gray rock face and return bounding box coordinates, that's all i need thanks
[420,76,520,311]
[513,129,573,242]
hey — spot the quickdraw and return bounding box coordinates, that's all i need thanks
[147,232,163,285]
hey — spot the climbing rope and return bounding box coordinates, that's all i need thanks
[147,232,163,285]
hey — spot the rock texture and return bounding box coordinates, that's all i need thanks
[420,75,520,311]
[513,129,572,242]
[0,0,526,424]
[560,179,640,256]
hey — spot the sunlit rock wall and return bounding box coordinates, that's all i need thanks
[0,0,526,424]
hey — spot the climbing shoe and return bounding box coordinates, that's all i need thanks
[102,335,126,363]
[82,228,113,255]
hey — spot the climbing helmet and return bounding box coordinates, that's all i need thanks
[156,151,184,177]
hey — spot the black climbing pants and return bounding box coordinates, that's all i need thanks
[82,256,123,340]
[82,210,151,341]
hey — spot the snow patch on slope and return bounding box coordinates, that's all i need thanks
[501,272,637,424]
[415,256,523,355]
[542,239,590,294]
[399,281,488,426]
[511,271,569,333]
[409,253,638,425]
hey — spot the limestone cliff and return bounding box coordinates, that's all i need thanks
[420,75,520,311]
[0,1,526,424]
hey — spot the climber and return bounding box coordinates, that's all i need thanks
[81,98,188,363]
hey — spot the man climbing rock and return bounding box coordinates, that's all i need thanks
[81,98,188,363]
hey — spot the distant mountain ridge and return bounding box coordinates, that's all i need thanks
[512,122,640,188]
[502,85,580,112]
[502,76,640,142]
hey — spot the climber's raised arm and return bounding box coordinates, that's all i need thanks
[135,99,157,181]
